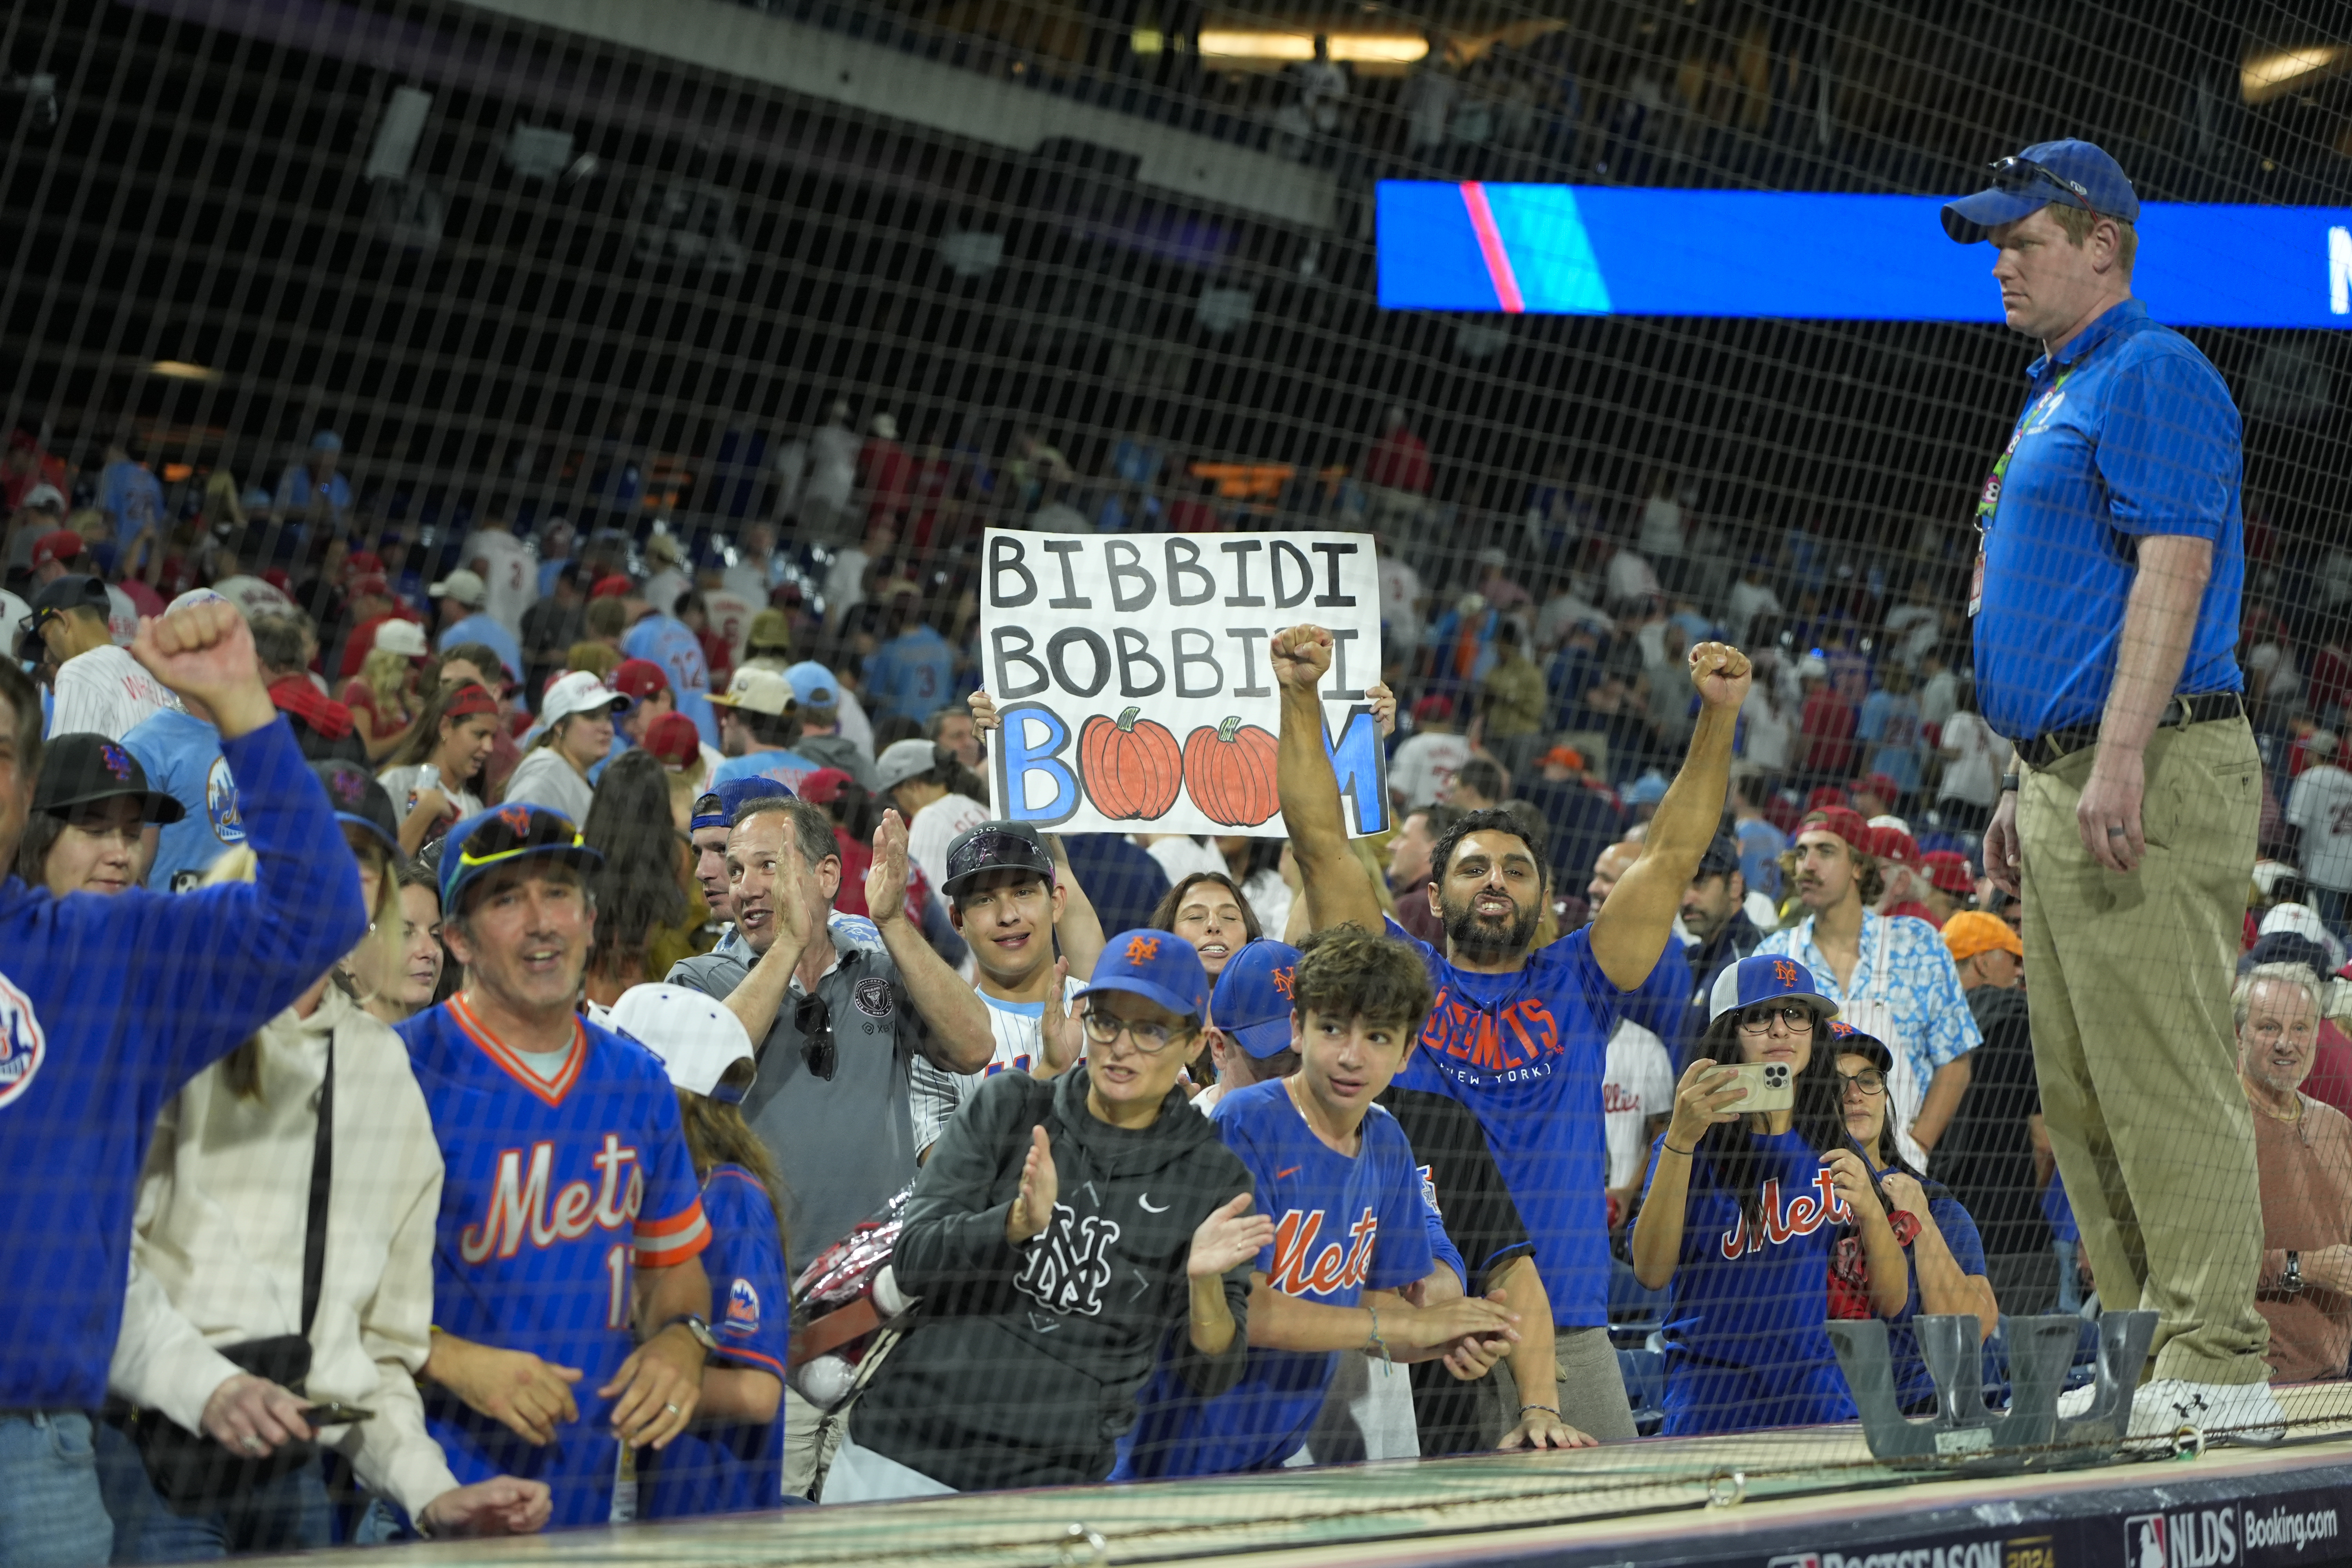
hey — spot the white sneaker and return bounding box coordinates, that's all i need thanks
[2122,1379,2285,1446]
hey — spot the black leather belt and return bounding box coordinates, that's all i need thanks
[2014,691,2244,770]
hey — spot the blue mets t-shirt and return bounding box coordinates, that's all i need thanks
[1385,917,1621,1327]
[639,1165,795,1518]
[123,708,242,892]
[399,998,711,1528]
[1644,1128,1849,1403]
[1121,1080,1434,1478]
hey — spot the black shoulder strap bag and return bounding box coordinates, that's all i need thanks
[135,1031,335,1515]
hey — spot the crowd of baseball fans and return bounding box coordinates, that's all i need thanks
[2,416,2346,1561]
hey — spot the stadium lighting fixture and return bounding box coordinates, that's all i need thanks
[149,361,221,382]
[1192,29,1427,64]
[2241,44,2349,104]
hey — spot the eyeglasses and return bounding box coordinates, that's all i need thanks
[1081,1010,1184,1054]
[1837,1068,1888,1098]
[1737,1003,1816,1033]
[796,995,835,1081]
[1986,155,2091,205]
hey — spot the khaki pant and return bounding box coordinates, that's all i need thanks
[782,1385,844,1501]
[2018,715,2269,1385]
[1553,1324,1637,1442]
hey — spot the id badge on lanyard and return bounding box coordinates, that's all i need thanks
[1969,366,2072,619]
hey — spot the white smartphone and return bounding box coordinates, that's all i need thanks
[1719,1060,1794,1112]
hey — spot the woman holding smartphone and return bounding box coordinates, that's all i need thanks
[1632,955,1910,1436]
[1824,1019,2000,1413]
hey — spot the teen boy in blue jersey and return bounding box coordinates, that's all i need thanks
[401,806,715,1530]
[1632,956,1909,1434]
[1274,624,1752,1443]
[1121,928,1531,1478]
[0,601,368,1568]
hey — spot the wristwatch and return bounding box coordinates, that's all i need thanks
[658,1313,720,1352]
[2000,772,2020,794]
[2284,1252,2304,1296]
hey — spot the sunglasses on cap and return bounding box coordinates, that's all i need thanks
[1986,154,2091,205]
[949,830,1053,881]
[454,809,588,873]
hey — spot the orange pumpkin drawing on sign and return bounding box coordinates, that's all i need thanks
[1183,716,1280,827]
[1078,706,1183,820]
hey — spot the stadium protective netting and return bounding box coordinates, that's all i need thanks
[7,0,2352,1540]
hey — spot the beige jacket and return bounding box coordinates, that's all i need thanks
[107,985,461,1518]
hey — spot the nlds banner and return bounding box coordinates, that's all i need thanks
[978,528,1389,839]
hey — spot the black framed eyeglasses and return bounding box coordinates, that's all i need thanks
[1837,1068,1888,1098]
[1737,1003,1816,1034]
[796,995,836,1081]
[1986,155,2090,205]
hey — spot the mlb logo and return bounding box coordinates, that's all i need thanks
[0,972,48,1109]
[726,1277,760,1330]
[1767,1555,1821,1568]
[2126,1514,2168,1568]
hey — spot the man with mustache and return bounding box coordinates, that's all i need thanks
[1273,624,1749,1444]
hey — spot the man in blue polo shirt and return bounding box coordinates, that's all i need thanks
[1945,139,2274,1443]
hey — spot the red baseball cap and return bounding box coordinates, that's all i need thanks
[1868,825,1920,866]
[1921,849,1974,896]
[610,658,670,701]
[349,573,391,599]
[1411,694,1454,722]
[1800,806,1871,852]
[641,712,703,769]
[590,574,636,600]
[1854,772,1902,802]
[30,529,84,570]
[797,767,853,805]
[347,550,385,574]
[1805,784,1850,814]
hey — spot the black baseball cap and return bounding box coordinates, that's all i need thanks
[1697,827,1742,880]
[942,820,1055,898]
[311,760,401,857]
[33,734,185,824]
[20,575,111,657]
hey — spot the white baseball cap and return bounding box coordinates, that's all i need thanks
[541,669,631,726]
[166,587,233,615]
[429,568,488,608]
[609,983,755,1100]
[372,619,430,659]
[20,483,65,512]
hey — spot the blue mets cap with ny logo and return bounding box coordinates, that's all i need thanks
[439,802,606,911]
[1210,940,1303,1060]
[1075,929,1209,1022]
[1708,953,1839,1025]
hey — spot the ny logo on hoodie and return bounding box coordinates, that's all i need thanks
[1015,1202,1122,1316]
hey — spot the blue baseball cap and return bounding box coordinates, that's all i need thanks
[1708,953,1839,1025]
[689,775,795,833]
[1942,139,2140,243]
[783,661,840,708]
[439,803,605,912]
[1210,940,1303,1059]
[1075,929,1209,1023]
[1825,1018,1892,1073]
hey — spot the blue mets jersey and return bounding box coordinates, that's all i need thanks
[638,1165,793,1518]
[399,997,711,1527]
[1644,1128,1856,1434]
[1383,917,1621,1328]
[1121,1079,1433,1478]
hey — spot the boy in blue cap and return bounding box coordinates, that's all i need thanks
[823,931,1272,1501]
